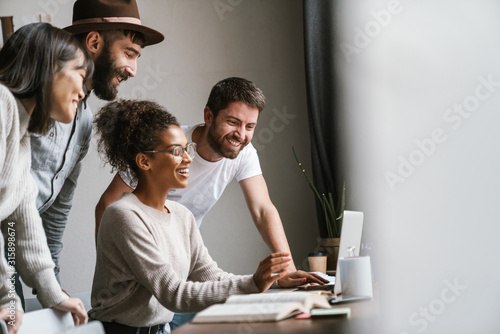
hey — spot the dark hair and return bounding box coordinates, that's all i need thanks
[206,77,266,118]
[0,23,94,134]
[75,29,147,48]
[94,99,179,179]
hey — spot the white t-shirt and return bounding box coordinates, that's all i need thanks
[120,124,262,226]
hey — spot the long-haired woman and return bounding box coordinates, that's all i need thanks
[0,22,94,333]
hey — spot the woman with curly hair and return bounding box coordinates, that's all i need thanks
[90,99,326,334]
[0,22,94,332]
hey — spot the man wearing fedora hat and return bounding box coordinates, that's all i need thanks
[23,0,164,312]
[63,0,164,100]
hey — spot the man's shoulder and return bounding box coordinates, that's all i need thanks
[195,143,258,174]
[75,100,93,134]
[241,142,258,154]
[180,124,193,133]
[180,123,202,140]
[233,142,258,163]
[78,99,93,123]
[227,143,262,182]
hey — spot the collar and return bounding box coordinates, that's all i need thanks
[82,85,91,110]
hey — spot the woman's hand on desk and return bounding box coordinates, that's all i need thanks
[277,271,329,288]
[252,254,330,292]
[253,252,292,292]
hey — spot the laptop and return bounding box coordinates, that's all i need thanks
[297,210,364,293]
[336,211,364,265]
[330,210,372,303]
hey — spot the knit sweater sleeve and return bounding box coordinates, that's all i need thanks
[0,227,22,310]
[0,87,19,309]
[102,201,259,313]
[0,87,67,308]
[0,88,13,179]
[6,175,68,308]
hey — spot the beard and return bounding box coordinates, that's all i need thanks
[207,123,248,159]
[92,47,130,101]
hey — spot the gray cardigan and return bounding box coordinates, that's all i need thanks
[0,84,68,310]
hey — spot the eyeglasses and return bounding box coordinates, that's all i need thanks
[144,142,197,163]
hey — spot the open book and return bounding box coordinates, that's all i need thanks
[191,292,331,323]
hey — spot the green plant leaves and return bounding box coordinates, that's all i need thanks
[292,148,345,238]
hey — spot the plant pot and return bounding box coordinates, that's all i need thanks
[319,237,340,271]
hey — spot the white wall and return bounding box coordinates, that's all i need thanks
[0,1,319,296]
[335,0,500,332]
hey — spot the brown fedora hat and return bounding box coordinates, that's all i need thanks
[64,0,164,46]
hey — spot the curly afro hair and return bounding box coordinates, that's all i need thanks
[94,99,179,180]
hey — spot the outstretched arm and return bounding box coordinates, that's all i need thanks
[94,173,133,245]
[239,175,297,272]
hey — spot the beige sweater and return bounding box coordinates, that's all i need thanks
[0,84,67,309]
[90,192,259,327]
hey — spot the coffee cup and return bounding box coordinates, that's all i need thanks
[308,252,327,274]
[338,256,373,297]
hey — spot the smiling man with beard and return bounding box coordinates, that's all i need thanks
[89,30,136,101]
[16,0,164,309]
[95,77,297,330]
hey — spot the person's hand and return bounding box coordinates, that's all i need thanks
[0,307,23,334]
[253,252,292,292]
[277,270,330,288]
[52,297,87,326]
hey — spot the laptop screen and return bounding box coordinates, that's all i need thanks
[334,210,364,294]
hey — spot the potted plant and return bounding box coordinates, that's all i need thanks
[292,148,345,271]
